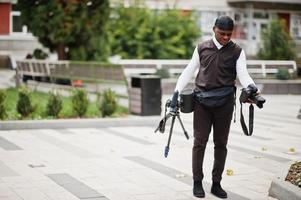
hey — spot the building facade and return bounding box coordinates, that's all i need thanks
[1,0,301,63]
[227,0,301,57]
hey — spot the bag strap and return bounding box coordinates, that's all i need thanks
[233,86,237,123]
[240,101,254,136]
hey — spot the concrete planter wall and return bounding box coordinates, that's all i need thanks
[268,161,301,200]
[258,80,301,94]
[161,79,301,95]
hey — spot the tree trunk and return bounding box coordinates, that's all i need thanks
[57,43,66,60]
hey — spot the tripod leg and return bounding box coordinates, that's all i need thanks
[177,115,189,140]
[165,115,176,157]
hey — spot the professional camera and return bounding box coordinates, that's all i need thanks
[239,84,266,108]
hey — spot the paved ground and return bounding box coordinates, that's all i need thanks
[0,69,301,199]
[0,69,15,89]
[0,93,300,200]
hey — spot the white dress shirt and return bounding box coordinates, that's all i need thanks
[174,36,255,92]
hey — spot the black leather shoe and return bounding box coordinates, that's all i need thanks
[211,181,227,198]
[193,181,205,198]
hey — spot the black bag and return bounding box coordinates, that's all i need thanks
[194,86,235,108]
[180,89,194,113]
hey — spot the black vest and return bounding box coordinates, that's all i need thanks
[195,39,242,91]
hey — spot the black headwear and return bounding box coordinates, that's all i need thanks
[214,15,234,31]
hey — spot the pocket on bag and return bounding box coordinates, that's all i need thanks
[195,87,234,108]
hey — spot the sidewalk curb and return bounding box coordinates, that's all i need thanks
[268,161,301,200]
[0,116,161,130]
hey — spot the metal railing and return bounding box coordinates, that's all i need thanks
[246,60,297,78]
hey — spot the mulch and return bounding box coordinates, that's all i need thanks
[285,161,301,188]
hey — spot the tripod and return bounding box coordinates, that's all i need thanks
[155,100,189,157]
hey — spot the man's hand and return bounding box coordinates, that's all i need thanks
[246,98,255,104]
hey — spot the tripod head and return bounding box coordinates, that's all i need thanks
[165,99,181,116]
[155,99,180,134]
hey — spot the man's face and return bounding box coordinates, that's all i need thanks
[213,27,233,46]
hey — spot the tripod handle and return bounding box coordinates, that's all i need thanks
[164,146,169,157]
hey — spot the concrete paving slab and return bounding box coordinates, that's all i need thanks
[125,156,249,200]
[0,161,19,177]
[0,136,22,151]
[47,173,108,200]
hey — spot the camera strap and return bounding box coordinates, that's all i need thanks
[240,102,254,136]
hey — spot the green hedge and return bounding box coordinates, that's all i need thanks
[1,87,128,120]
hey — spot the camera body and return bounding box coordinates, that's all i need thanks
[240,84,266,108]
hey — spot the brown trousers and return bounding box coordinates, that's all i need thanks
[193,97,234,182]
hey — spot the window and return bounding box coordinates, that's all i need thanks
[253,12,269,19]
[12,15,22,32]
[291,14,301,39]
[198,11,231,37]
[199,11,216,33]
[11,11,29,34]
[234,13,241,21]
[232,11,247,39]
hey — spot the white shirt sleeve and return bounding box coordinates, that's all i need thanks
[236,50,255,88]
[174,46,200,92]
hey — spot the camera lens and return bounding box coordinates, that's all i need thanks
[255,96,266,109]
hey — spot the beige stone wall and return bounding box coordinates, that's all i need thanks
[0,37,44,58]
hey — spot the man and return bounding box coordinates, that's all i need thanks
[170,15,258,198]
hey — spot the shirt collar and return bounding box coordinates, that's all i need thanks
[212,36,223,50]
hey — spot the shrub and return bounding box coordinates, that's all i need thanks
[16,86,35,118]
[108,6,201,59]
[33,48,48,60]
[276,67,291,80]
[0,89,7,120]
[71,89,89,117]
[155,68,170,79]
[101,89,117,117]
[258,19,296,60]
[46,91,62,118]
